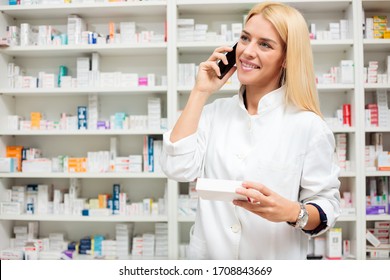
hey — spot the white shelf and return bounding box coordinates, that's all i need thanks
[311,40,354,52]
[316,84,355,92]
[331,127,356,133]
[178,216,196,222]
[338,215,357,222]
[0,172,167,179]
[362,0,390,13]
[0,43,167,57]
[0,214,168,222]
[177,84,355,94]
[365,171,390,177]
[363,39,390,52]
[365,127,390,133]
[0,86,168,96]
[364,84,390,90]
[74,255,168,260]
[366,215,390,221]
[177,84,239,94]
[339,171,356,177]
[176,0,352,14]
[0,2,167,18]
[177,40,353,53]
[0,129,166,136]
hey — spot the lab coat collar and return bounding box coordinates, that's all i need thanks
[238,85,286,115]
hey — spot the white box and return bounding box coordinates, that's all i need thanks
[326,228,342,259]
[195,178,247,202]
[366,229,381,247]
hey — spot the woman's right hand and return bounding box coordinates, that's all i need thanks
[192,45,237,99]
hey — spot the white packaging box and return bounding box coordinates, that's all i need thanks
[0,158,17,172]
[314,236,326,257]
[340,60,354,84]
[326,228,342,259]
[196,178,247,202]
[231,23,242,41]
[374,221,390,229]
[366,229,381,247]
[0,202,23,215]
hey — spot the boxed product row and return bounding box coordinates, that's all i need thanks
[0,181,167,216]
[6,97,165,131]
[1,135,162,173]
[0,222,168,260]
[7,55,167,89]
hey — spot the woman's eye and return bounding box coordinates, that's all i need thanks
[259,42,271,48]
[240,35,249,42]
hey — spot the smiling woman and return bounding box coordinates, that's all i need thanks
[160,1,340,260]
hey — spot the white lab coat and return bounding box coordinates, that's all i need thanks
[161,86,341,259]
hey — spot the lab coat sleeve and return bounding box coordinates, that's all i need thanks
[299,122,341,237]
[160,105,212,182]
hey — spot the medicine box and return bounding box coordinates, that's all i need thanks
[326,228,342,259]
[195,178,247,202]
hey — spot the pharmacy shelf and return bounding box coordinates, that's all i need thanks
[178,216,196,222]
[0,172,167,179]
[364,84,390,90]
[0,214,168,222]
[366,215,390,221]
[0,129,166,136]
[365,127,390,133]
[176,0,352,14]
[0,86,168,96]
[177,40,353,54]
[363,39,390,52]
[177,84,354,94]
[0,2,167,19]
[178,214,359,222]
[177,84,239,94]
[316,84,355,92]
[362,0,390,12]
[74,255,169,260]
[177,41,236,54]
[338,215,357,222]
[331,127,356,133]
[0,43,168,57]
[311,40,354,53]
[339,171,357,177]
[365,171,390,177]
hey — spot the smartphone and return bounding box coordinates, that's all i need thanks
[217,42,237,79]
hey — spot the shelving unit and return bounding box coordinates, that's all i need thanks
[0,0,389,260]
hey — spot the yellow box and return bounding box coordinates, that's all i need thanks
[373,15,387,23]
[30,112,41,129]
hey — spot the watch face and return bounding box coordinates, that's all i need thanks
[298,208,309,229]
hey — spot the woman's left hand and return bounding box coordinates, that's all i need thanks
[233,181,299,223]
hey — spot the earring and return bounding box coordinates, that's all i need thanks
[279,68,286,85]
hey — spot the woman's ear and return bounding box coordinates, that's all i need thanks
[282,59,286,68]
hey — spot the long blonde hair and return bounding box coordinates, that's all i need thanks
[246,2,322,117]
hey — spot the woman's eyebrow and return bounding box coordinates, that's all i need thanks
[242,30,278,45]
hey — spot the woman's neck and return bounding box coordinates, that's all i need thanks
[244,84,279,115]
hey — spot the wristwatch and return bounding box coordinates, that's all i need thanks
[287,202,309,229]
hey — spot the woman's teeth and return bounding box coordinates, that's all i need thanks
[242,62,260,69]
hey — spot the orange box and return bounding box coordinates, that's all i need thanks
[98,194,109,208]
[6,146,23,172]
[31,112,41,129]
[67,157,87,172]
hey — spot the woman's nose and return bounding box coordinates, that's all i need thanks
[242,42,256,58]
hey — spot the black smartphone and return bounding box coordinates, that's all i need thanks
[217,42,237,79]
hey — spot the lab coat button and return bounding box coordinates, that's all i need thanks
[231,224,241,233]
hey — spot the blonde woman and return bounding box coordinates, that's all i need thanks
[161,2,340,259]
